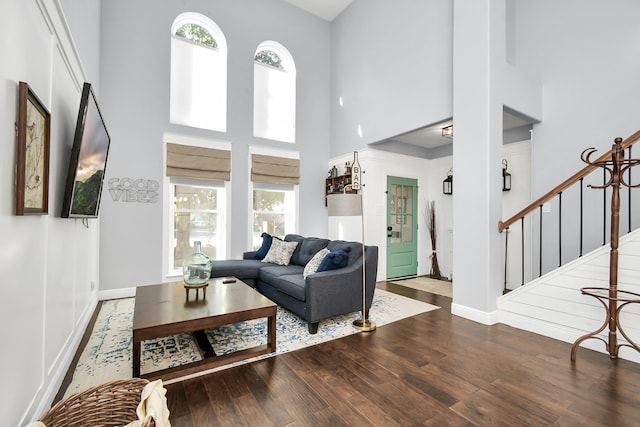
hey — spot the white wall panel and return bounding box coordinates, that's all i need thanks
[0,0,100,425]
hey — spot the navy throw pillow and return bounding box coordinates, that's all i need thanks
[317,247,351,272]
[255,232,273,259]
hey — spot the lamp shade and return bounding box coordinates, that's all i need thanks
[327,193,362,216]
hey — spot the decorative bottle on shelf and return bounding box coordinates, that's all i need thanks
[183,241,212,286]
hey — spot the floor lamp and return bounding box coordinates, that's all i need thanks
[327,192,376,332]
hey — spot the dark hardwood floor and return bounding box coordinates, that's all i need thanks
[165,282,640,426]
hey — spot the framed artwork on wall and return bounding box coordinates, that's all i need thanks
[16,81,50,215]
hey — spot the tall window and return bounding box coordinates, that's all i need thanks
[170,13,227,132]
[252,184,296,249]
[164,140,231,277]
[253,41,296,143]
[170,179,226,274]
[250,152,299,248]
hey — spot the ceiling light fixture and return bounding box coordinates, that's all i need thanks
[442,125,453,138]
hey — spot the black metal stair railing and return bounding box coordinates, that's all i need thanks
[499,130,640,292]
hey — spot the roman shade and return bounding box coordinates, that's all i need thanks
[166,143,231,181]
[251,154,299,184]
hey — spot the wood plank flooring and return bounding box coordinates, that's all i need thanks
[164,282,640,426]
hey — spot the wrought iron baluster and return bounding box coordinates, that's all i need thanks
[503,228,509,294]
[559,191,563,267]
[629,145,632,233]
[580,178,584,257]
[603,168,607,245]
[521,217,525,286]
[539,204,543,277]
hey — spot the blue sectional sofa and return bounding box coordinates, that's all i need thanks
[210,234,378,334]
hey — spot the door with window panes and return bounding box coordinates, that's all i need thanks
[387,176,418,279]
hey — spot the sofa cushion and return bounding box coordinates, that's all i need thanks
[254,232,273,259]
[262,238,298,265]
[210,259,263,281]
[327,241,362,266]
[317,247,351,272]
[290,237,330,266]
[303,248,330,278]
[259,265,306,300]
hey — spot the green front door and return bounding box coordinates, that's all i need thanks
[387,176,418,279]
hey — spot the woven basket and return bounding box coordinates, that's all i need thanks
[38,378,156,427]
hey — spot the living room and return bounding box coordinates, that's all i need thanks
[4,0,640,425]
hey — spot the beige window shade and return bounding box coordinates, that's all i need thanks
[251,154,299,184]
[166,143,231,181]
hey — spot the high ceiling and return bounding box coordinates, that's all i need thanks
[283,1,537,152]
[283,0,352,21]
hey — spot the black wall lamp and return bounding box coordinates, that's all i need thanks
[502,159,511,191]
[443,169,453,195]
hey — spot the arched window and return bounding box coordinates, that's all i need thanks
[170,13,227,132]
[253,41,296,143]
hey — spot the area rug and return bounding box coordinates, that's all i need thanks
[390,276,453,298]
[64,289,438,397]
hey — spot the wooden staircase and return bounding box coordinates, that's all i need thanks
[497,131,640,363]
[498,222,640,363]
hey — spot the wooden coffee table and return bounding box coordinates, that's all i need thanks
[132,277,276,380]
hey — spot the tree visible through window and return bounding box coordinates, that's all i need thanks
[170,13,227,132]
[255,50,284,69]
[171,182,226,273]
[175,23,218,48]
[252,186,294,249]
[253,41,296,143]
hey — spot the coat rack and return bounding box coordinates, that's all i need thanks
[571,138,640,361]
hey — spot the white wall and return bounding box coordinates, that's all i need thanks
[514,0,640,275]
[98,0,332,291]
[0,0,101,424]
[330,0,454,156]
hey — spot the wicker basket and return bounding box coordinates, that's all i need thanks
[38,378,156,427]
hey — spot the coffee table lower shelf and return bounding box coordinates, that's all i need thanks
[138,333,275,382]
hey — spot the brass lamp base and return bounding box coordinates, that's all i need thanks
[353,318,376,332]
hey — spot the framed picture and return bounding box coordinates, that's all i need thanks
[16,81,50,215]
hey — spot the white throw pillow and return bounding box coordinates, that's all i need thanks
[262,238,298,265]
[303,248,330,279]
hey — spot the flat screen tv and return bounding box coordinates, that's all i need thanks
[61,82,110,218]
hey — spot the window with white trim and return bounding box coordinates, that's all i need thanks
[170,13,227,132]
[252,183,296,249]
[253,41,296,143]
[169,177,226,275]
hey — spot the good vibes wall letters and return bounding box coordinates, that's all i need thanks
[108,177,159,203]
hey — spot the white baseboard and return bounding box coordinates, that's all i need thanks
[451,302,500,325]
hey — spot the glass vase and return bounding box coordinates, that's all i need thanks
[182,241,212,286]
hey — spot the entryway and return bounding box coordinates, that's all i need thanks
[386,176,418,279]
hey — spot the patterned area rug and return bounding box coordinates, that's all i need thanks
[64,289,438,397]
[390,276,453,298]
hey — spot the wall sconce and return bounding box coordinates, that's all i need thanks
[443,169,453,195]
[442,125,453,138]
[502,159,511,191]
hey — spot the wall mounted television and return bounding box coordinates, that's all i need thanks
[61,82,111,218]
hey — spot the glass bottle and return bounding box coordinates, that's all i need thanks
[183,241,212,286]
